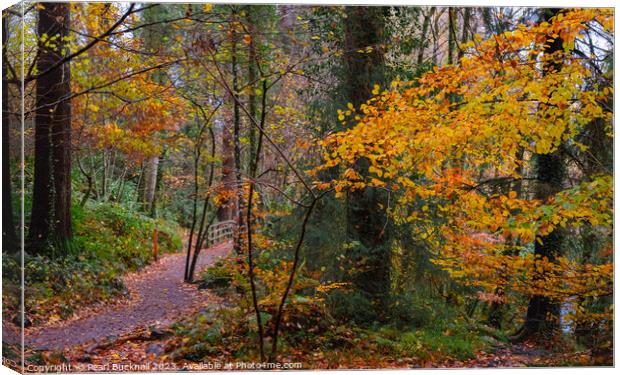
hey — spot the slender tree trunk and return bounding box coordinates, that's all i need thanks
[115,166,128,202]
[143,155,159,213]
[458,7,471,60]
[150,150,165,217]
[231,16,244,255]
[431,8,444,65]
[187,123,217,282]
[76,156,93,207]
[416,7,434,67]
[247,11,258,175]
[447,8,457,64]
[246,79,268,361]
[134,161,144,204]
[184,149,201,281]
[188,203,214,281]
[270,197,319,360]
[188,197,215,282]
[106,150,117,201]
[216,16,240,225]
[218,121,236,222]
[481,7,496,36]
[101,150,108,198]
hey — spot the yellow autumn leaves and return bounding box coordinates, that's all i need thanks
[313,9,613,320]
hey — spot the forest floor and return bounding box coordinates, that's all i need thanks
[45,330,602,371]
[23,241,232,351]
[13,239,609,370]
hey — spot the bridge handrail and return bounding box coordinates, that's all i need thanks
[207,220,236,246]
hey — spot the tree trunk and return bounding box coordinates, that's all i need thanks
[30,2,72,251]
[76,156,93,207]
[518,8,564,340]
[416,7,434,67]
[458,7,471,60]
[184,148,201,281]
[142,155,159,213]
[138,5,171,216]
[187,134,217,282]
[150,150,165,217]
[431,8,444,65]
[2,11,19,252]
[343,6,391,319]
[230,15,244,255]
[343,6,385,106]
[246,10,258,175]
[101,150,108,198]
[115,166,128,202]
[218,120,236,222]
[447,8,457,64]
[135,161,144,204]
[522,154,564,336]
[481,7,496,36]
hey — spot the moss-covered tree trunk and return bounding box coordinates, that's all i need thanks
[30,2,72,251]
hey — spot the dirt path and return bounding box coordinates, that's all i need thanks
[24,242,232,350]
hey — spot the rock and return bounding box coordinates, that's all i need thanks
[149,327,171,339]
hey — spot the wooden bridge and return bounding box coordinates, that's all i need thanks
[206,219,236,247]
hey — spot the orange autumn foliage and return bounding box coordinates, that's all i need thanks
[316,9,613,325]
[71,3,188,162]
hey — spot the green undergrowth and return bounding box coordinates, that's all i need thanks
[167,259,492,366]
[2,201,182,326]
[168,304,491,366]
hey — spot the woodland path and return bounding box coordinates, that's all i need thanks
[24,241,232,350]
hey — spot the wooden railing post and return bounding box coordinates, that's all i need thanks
[153,229,158,261]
